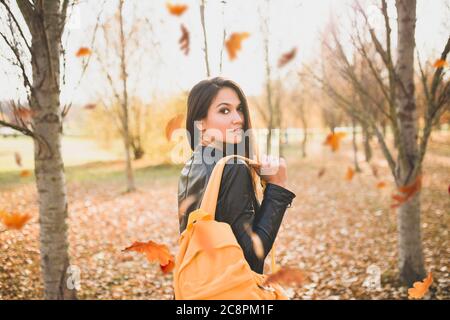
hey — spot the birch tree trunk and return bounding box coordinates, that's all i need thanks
[17,0,76,299]
[118,0,136,192]
[395,0,426,285]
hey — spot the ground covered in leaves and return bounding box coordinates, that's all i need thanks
[0,132,449,299]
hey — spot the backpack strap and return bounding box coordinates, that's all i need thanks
[199,154,258,217]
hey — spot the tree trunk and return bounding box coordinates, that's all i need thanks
[395,0,426,286]
[362,123,372,163]
[351,117,361,172]
[25,0,76,299]
[119,0,135,192]
[199,0,210,77]
[299,103,308,158]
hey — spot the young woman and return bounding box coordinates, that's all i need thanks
[177,77,296,274]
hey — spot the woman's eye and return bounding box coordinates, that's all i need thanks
[220,106,242,114]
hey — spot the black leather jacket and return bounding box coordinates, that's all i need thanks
[177,144,296,274]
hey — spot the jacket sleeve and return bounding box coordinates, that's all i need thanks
[215,160,296,274]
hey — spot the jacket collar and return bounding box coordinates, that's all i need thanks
[192,142,245,166]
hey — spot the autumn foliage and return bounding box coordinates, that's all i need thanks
[0,210,32,230]
[391,175,422,209]
[166,3,188,17]
[225,32,250,60]
[75,47,92,58]
[408,272,433,299]
[323,132,347,152]
[123,240,175,274]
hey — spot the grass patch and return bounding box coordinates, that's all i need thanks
[0,160,183,191]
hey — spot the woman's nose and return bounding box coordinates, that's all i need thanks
[232,111,244,124]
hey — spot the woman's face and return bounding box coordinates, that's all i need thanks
[198,87,245,146]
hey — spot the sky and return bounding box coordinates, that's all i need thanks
[0,0,448,106]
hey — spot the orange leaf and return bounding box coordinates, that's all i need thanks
[243,223,264,259]
[225,32,250,61]
[323,132,346,152]
[178,195,197,220]
[391,175,422,208]
[14,152,22,167]
[278,47,297,68]
[370,164,379,178]
[123,240,175,274]
[20,169,31,177]
[166,3,188,16]
[179,24,190,55]
[345,167,354,181]
[317,167,326,178]
[408,272,432,299]
[264,267,304,286]
[433,59,448,68]
[165,114,184,141]
[0,211,32,230]
[13,107,32,122]
[83,103,96,110]
[398,175,422,194]
[161,259,175,274]
[376,181,386,189]
[75,47,92,57]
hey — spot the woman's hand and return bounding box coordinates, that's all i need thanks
[257,154,288,188]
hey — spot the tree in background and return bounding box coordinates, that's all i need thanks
[308,0,449,285]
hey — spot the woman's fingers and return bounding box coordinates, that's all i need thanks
[259,154,282,176]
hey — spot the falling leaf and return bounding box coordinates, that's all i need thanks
[370,165,379,178]
[165,114,184,141]
[264,267,304,286]
[179,24,190,55]
[20,170,31,178]
[122,240,175,274]
[178,195,196,220]
[0,210,32,230]
[408,272,433,299]
[448,184,450,195]
[166,3,188,16]
[161,259,175,273]
[391,175,422,209]
[318,167,326,178]
[75,47,92,57]
[376,181,386,189]
[433,59,448,68]
[345,167,354,181]
[14,152,22,167]
[244,223,264,259]
[13,107,32,122]
[278,47,297,68]
[323,132,346,152]
[392,194,406,203]
[83,103,96,110]
[225,32,250,60]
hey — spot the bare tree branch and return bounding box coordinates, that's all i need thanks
[0,0,32,54]
[0,119,35,137]
[16,0,36,34]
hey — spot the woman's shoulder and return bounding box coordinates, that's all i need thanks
[220,158,252,188]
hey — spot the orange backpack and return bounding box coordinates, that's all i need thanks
[173,154,288,300]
